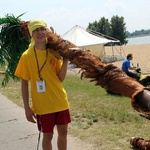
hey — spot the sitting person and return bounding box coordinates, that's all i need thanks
[122,53,139,80]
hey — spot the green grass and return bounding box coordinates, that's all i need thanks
[63,74,150,149]
[0,71,150,150]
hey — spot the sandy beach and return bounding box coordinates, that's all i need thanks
[104,43,150,73]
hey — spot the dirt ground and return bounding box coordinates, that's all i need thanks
[104,43,150,73]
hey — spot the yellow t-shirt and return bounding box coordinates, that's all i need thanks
[15,47,69,115]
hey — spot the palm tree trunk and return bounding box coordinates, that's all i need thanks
[20,21,150,115]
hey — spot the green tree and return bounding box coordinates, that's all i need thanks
[87,17,111,36]
[110,15,127,45]
[97,17,111,36]
[87,15,128,45]
[0,14,30,86]
[87,20,99,31]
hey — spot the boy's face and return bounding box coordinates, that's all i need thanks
[32,27,47,44]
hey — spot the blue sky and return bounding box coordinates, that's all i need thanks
[0,0,150,35]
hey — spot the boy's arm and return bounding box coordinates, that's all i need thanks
[21,79,36,123]
[57,58,68,82]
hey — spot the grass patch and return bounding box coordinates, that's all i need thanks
[0,71,150,149]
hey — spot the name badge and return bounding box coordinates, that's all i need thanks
[36,80,46,92]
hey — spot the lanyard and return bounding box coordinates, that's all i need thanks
[34,46,48,80]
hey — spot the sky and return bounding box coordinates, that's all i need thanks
[0,0,150,35]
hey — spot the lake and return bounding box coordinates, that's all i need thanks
[127,35,150,45]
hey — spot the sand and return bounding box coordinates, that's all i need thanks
[104,44,150,73]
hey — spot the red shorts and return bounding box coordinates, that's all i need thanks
[36,109,71,133]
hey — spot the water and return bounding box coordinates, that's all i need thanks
[127,35,150,45]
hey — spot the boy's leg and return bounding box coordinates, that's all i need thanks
[42,132,53,150]
[55,109,71,150]
[37,114,55,150]
[57,124,68,150]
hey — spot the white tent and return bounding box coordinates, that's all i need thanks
[61,25,119,57]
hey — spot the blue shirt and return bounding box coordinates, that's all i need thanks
[121,59,130,73]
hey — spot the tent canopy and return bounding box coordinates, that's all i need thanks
[61,25,119,47]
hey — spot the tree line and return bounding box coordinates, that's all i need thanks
[86,15,150,45]
[127,29,150,37]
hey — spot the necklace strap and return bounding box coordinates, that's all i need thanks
[34,46,48,80]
